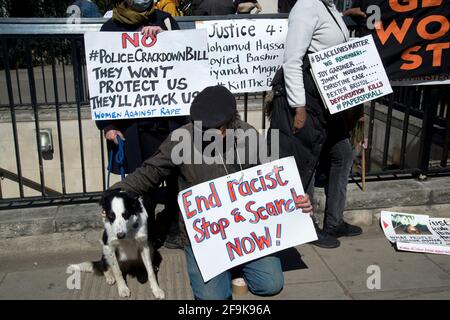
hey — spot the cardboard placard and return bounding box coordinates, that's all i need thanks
[84,29,211,121]
[178,157,317,281]
[196,19,287,93]
[309,35,393,114]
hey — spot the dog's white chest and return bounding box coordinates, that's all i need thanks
[116,240,140,262]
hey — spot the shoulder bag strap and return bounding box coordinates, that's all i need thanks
[321,1,349,42]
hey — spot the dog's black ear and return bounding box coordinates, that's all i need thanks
[125,190,142,213]
[99,189,118,209]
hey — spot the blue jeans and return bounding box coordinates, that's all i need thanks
[184,246,284,300]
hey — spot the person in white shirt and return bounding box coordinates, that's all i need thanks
[273,0,363,248]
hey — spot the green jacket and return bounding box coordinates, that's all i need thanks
[111,119,268,246]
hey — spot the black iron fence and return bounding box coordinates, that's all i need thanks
[0,15,449,209]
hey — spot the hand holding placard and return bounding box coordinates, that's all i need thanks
[178,157,317,282]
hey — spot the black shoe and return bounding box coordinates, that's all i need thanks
[311,226,340,249]
[325,222,363,238]
[163,233,184,249]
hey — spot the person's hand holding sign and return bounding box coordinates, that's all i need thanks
[295,193,313,216]
[140,26,163,38]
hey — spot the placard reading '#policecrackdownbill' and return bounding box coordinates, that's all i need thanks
[309,35,393,114]
[84,29,210,121]
[196,19,287,93]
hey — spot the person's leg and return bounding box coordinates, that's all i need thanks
[323,138,362,236]
[163,176,184,249]
[323,138,353,228]
[184,246,232,300]
[241,255,284,296]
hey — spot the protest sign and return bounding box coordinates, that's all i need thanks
[84,29,211,121]
[196,19,287,93]
[381,211,450,255]
[309,35,393,114]
[178,156,317,282]
[359,0,449,82]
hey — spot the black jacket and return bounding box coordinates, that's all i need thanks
[268,57,350,193]
[192,0,236,15]
[97,10,188,174]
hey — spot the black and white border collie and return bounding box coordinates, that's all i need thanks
[69,189,165,299]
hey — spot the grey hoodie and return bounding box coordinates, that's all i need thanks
[283,0,350,108]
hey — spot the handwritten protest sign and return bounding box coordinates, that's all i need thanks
[84,29,211,121]
[309,35,393,114]
[196,19,287,93]
[178,157,317,282]
[381,211,450,255]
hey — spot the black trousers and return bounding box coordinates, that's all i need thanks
[269,64,353,229]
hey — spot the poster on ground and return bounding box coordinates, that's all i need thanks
[84,29,211,121]
[196,19,288,93]
[178,156,317,282]
[309,35,393,114]
[381,211,450,255]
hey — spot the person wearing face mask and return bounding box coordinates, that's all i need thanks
[269,0,363,249]
[97,0,189,249]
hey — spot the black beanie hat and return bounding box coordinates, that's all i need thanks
[190,85,237,129]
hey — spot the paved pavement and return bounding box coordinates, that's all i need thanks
[0,225,449,300]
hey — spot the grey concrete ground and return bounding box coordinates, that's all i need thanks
[1,177,449,300]
[0,223,449,300]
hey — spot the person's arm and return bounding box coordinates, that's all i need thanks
[342,7,366,18]
[165,14,180,30]
[237,2,256,13]
[282,1,318,131]
[254,1,262,13]
[110,134,178,194]
[140,12,179,39]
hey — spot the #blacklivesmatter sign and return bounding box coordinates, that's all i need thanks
[359,0,449,81]
[178,157,317,282]
[309,35,393,114]
[381,211,450,255]
[196,19,287,93]
[84,29,210,121]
